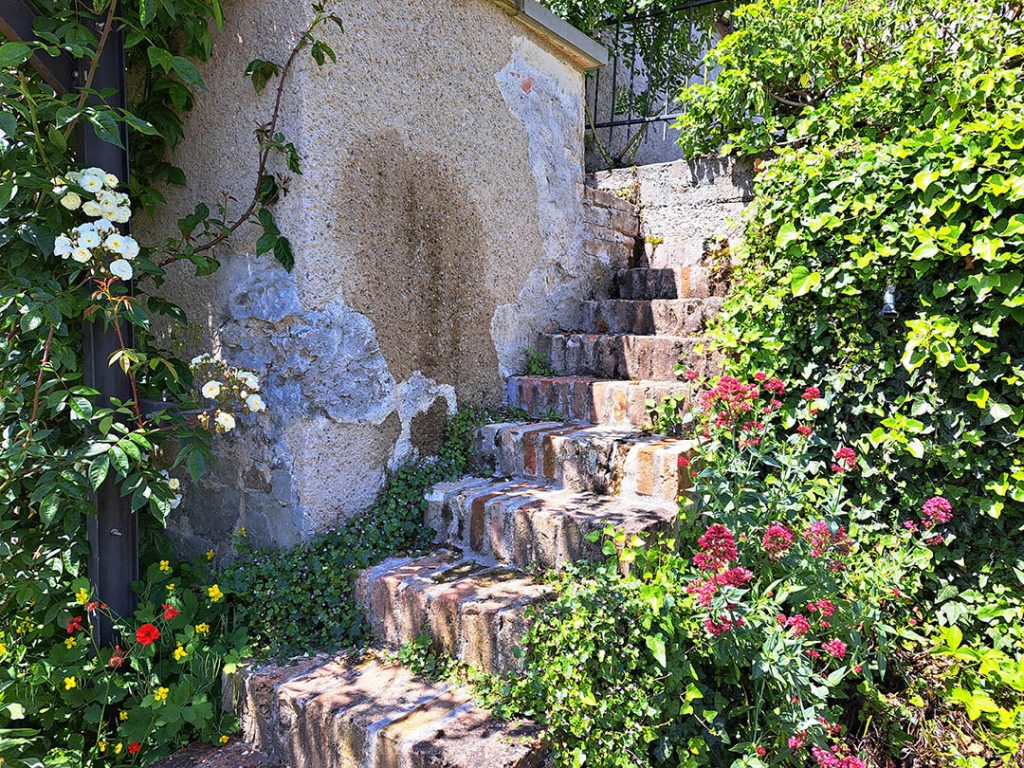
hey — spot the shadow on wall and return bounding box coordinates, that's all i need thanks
[340,129,503,405]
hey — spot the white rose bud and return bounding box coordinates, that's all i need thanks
[201,380,222,399]
[168,477,181,491]
[104,173,119,188]
[71,247,92,264]
[109,258,133,280]
[82,201,102,217]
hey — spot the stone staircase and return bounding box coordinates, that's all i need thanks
[193,183,730,768]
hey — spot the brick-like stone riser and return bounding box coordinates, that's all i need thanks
[583,298,723,336]
[475,422,694,503]
[506,375,689,428]
[425,477,677,570]
[613,266,729,300]
[355,550,549,675]
[226,653,544,768]
[539,332,718,381]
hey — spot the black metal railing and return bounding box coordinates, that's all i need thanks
[585,0,730,167]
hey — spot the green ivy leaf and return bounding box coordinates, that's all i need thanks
[789,266,821,296]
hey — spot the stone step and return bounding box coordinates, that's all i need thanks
[475,421,694,503]
[226,652,544,768]
[425,476,678,570]
[151,741,282,768]
[507,375,690,427]
[582,298,722,336]
[356,550,549,675]
[613,266,728,300]
[539,332,716,381]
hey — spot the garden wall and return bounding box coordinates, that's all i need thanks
[141,0,606,554]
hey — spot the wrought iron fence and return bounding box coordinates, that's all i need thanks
[585,0,730,168]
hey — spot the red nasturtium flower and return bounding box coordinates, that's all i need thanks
[128,742,141,755]
[66,616,83,634]
[136,623,160,645]
[161,603,180,621]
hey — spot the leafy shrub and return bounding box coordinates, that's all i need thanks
[668,0,1024,760]
[222,408,491,655]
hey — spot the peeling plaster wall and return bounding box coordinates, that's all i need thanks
[141,0,598,555]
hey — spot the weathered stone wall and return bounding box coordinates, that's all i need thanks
[142,0,608,555]
[590,156,754,282]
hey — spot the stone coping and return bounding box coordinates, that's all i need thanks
[489,0,608,70]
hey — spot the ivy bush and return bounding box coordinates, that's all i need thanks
[0,1,341,765]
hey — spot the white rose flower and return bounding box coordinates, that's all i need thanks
[94,219,114,233]
[54,235,73,258]
[77,226,100,249]
[190,353,211,366]
[121,236,139,260]
[82,201,102,217]
[238,372,260,391]
[245,394,266,413]
[80,175,103,193]
[111,207,131,223]
[214,410,236,432]
[104,173,119,188]
[169,494,182,510]
[60,192,82,210]
[71,247,92,264]
[109,258,133,280]
[104,233,125,254]
[201,380,222,399]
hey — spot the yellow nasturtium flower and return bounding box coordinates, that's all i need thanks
[173,644,187,661]
[218,736,229,745]
[207,584,224,603]
[64,637,77,650]
[195,623,210,635]
[114,743,123,755]
[63,676,76,690]
[206,549,215,561]
[154,686,169,703]
[159,560,171,572]
[75,588,89,604]
[119,711,128,721]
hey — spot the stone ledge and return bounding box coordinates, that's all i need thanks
[488,0,608,70]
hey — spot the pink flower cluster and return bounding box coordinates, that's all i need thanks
[831,446,857,474]
[777,612,811,636]
[693,524,739,571]
[761,522,795,558]
[805,521,852,565]
[705,614,746,637]
[811,746,865,768]
[921,496,953,527]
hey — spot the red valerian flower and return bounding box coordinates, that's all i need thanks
[128,742,141,755]
[788,732,806,750]
[684,368,699,381]
[921,496,953,527]
[831,446,857,473]
[796,424,813,438]
[136,623,160,645]
[764,378,785,395]
[802,386,821,400]
[161,603,180,621]
[822,639,848,659]
[755,745,768,757]
[692,524,739,571]
[66,616,83,634]
[926,534,944,546]
[807,599,836,618]
[761,522,795,557]
[677,455,691,469]
[704,614,744,637]
[785,614,811,636]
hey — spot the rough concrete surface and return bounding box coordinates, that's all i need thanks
[138,0,606,553]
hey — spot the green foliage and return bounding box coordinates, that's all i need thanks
[0,1,342,764]
[222,409,491,655]
[521,347,556,377]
